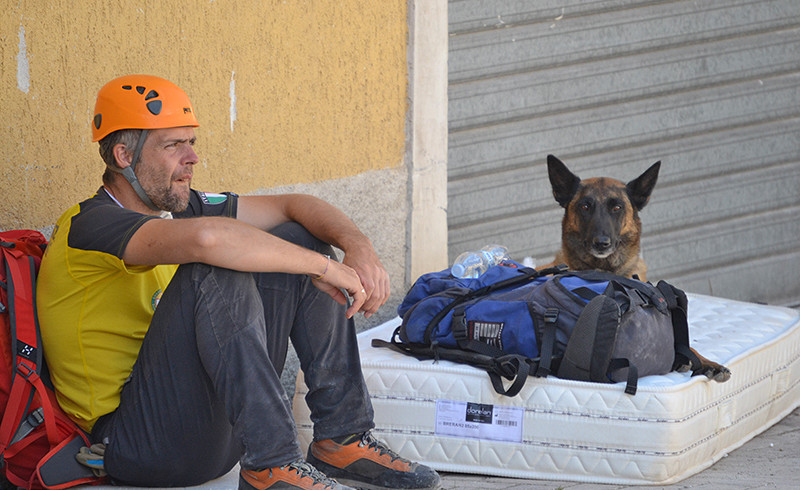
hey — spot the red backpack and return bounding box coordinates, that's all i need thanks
[1,230,102,489]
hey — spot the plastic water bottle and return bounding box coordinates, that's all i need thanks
[480,244,509,267]
[451,245,510,279]
[451,251,487,279]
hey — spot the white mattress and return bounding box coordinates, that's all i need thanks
[293,293,800,485]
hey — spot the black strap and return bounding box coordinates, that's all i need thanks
[372,337,535,397]
[572,286,599,301]
[656,281,702,374]
[420,289,473,344]
[567,270,667,313]
[535,308,559,377]
[371,338,431,362]
[675,343,704,376]
[487,355,531,397]
[451,306,513,359]
[556,295,607,381]
[608,358,638,395]
[481,264,566,295]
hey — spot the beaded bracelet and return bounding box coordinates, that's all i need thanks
[312,254,331,280]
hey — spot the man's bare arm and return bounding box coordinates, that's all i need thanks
[236,194,390,318]
[122,216,367,318]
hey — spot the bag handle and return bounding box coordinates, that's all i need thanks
[562,270,669,313]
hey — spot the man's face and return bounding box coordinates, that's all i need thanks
[135,127,198,213]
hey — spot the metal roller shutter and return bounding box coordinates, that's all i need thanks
[447,0,800,306]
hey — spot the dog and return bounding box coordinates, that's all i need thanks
[541,154,730,382]
[543,154,657,280]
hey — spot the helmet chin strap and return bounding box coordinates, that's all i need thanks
[111,129,161,212]
[120,166,160,212]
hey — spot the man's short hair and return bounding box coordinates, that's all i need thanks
[99,129,142,185]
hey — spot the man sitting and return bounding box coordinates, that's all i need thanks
[37,74,440,490]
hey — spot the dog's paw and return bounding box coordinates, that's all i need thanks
[674,361,692,373]
[702,364,731,383]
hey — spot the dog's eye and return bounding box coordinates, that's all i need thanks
[580,203,591,211]
[611,204,622,213]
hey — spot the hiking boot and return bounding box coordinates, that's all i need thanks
[307,431,441,489]
[239,459,353,489]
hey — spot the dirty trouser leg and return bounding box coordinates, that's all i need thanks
[93,263,302,487]
[253,222,375,441]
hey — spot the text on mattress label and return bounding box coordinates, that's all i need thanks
[435,399,523,443]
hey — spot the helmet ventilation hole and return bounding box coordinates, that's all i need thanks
[146,100,162,115]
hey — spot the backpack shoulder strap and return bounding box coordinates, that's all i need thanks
[556,294,618,382]
[555,292,642,394]
[0,245,48,453]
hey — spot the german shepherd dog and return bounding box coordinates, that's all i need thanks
[543,154,730,382]
[544,154,656,280]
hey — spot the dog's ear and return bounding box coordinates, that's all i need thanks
[627,161,661,210]
[547,155,581,208]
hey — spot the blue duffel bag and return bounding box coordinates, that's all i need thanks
[375,263,701,397]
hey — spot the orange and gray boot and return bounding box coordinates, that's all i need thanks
[306,431,441,490]
[239,459,353,489]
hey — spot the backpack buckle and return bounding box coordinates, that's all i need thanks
[544,308,559,324]
[15,360,36,379]
[9,407,45,446]
[452,309,468,341]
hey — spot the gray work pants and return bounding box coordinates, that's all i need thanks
[91,222,375,486]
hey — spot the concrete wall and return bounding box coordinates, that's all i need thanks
[1,0,449,329]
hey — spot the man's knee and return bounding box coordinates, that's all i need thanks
[269,222,335,257]
[167,263,263,323]
[172,262,256,289]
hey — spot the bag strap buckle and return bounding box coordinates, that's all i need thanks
[9,407,45,446]
[452,308,468,341]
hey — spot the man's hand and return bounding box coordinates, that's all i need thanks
[342,245,390,319]
[236,193,390,318]
[310,259,369,319]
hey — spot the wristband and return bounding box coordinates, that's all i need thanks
[312,254,331,280]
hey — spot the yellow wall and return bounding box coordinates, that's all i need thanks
[1,0,407,230]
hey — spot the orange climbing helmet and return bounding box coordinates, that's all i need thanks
[91,74,199,142]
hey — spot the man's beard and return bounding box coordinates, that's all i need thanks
[148,183,189,213]
[136,166,190,213]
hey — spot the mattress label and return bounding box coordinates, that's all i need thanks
[435,399,523,443]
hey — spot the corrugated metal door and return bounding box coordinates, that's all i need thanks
[447,0,800,306]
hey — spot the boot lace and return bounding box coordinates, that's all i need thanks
[280,459,339,489]
[357,431,412,465]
